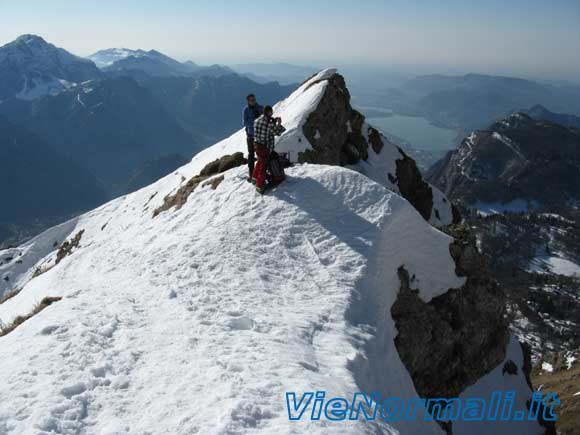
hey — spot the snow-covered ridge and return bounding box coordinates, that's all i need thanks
[0,163,465,434]
[0,68,542,434]
[159,68,454,225]
[0,68,448,298]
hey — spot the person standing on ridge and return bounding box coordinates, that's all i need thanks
[252,105,286,194]
[242,94,264,179]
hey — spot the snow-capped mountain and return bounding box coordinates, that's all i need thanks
[0,35,102,101]
[88,47,233,78]
[87,48,164,68]
[0,70,544,434]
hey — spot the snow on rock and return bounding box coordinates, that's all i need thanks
[0,164,463,434]
[454,336,544,435]
[87,48,148,67]
[541,362,555,373]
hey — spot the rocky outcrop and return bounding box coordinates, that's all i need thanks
[395,149,434,221]
[300,74,385,167]
[55,230,84,265]
[300,74,352,165]
[299,73,459,223]
[391,225,510,398]
[153,152,246,217]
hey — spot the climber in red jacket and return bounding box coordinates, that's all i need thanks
[252,105,286,194]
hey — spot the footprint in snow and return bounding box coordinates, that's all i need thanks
[228,317,255,331]
[60,382,87,398]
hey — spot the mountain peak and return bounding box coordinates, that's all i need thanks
[0,34,101,100]
[14,34,47,45]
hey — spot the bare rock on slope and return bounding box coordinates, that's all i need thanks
[392,225,510,398]
[300,73,459,223]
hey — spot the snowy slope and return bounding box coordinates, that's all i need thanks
[0,163,464,435]
[0,69,539,434]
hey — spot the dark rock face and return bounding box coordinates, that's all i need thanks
[391,225,510,398]
[368,127,384,154]
[300,74,373,167]
[299,73,453,223]
[395,149,434,222]
[300,74,351,165]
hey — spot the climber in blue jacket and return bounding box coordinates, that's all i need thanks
[242,94,264,179]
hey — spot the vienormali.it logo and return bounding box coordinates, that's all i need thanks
[285,390,559,422]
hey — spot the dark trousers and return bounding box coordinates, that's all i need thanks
[246,136,255,177]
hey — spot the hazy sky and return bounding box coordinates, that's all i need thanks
[1,0,579,81]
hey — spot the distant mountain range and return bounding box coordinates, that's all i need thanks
[140,74,296,142]
[0,115,107,242]
[89,48,234,79]
[0,77,199,188]
[0,35,297,245]
[427,112,580,206]
[525,104,580,129]
[378,73,580,133]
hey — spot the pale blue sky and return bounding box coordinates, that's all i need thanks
[1,0,579,81]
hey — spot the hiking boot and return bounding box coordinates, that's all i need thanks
[247,177,256,185]
[256,186,266,195]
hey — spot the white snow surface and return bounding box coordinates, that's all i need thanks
[541,362,554,373]
[454,336,543,435]
[528,255,580,278]
[0,69,528,434]
[0,163,464,434]
[87,48,147,67]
